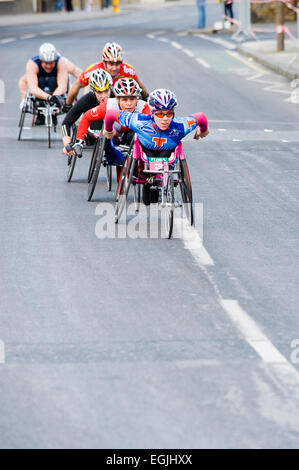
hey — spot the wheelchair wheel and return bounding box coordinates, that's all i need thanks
[18,106,27,141]
[106,164,112,191]
[87,138,100,183]
[179,159,193,226]
[67,155,77,182]
[67,125,78,183]
[164,173,174,239]
[87,137,106,201]
[133,182,141,214]
[115,155,135,224]
[48,124,51,149]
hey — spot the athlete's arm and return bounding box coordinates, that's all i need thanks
[63,57,82,79]
[50,58,68,97]
[62,92,98,154]
[26,60,51,101]
[76,101,107,140]
[191,113,209,139]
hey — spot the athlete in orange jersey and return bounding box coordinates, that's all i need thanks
[66,42,148,106]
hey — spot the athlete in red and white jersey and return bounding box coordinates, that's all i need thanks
[76,77,150,142]
[66,42,148,106]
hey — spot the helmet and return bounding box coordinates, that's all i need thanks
[39,43,58,62]
[148,89,177,111]
[89,69,112,92]
[113,78,141,97]
[102,42,123,63]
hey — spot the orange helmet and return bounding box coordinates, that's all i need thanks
[102,42,123,63]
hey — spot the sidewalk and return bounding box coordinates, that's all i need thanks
[0,0,195,28]
[237,39,299,80]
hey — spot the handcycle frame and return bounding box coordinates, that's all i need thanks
[18,92,61,148]
[115,138,193,239]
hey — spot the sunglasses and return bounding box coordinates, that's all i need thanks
[154,111,174,118]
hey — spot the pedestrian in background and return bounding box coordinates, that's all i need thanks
[54,0,64,10]
[85,0,93,11]
[224,0,234,23]
[65,0,73,11]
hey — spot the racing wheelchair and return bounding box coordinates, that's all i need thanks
[18,92,63,149]
[114,139,193,239]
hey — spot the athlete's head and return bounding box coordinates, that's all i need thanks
[102,42,123,78]
[113,78,141,112]
[39,43,58,73]
[148,89,177,131]
[89,69,112,102]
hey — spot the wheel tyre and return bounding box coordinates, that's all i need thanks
[179,159,193,226]
[87,137,106,201]
[67,155,77,182]
[88,138,100,183]
[165,174,174,239]
[107,164,112,192]
[18,107,26,141]
[115,156,135,223]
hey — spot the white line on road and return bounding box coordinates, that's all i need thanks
[196,57,211,69]
[0,339,5,364]
[40,30,64,36]
[0,38,16,44]
[183,49,195,57]
[158,37,169,43]
[175,218,214,266]
[171,41,183,49]
[20,34,37,40]
[196,34,236,50]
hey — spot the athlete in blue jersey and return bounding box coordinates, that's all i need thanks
[25,43,69,124]
[104,89,209,152]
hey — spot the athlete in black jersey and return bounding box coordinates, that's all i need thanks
[61,69,112,157]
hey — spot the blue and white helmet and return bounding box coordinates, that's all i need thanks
[148,89,177,111]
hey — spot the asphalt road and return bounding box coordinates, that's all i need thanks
[0,3,299,449]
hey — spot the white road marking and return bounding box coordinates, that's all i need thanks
[40,30,64,36]
[158,37,169,43]
[264,129,273,133]
[171,41,183,49]
[0,38,16,44]
[175,218,214,266]
[233,139,241,142]
[183,49,195,57]
[196,57,211,69]
[196,34,236,50]
[218,128,227,132]
[221,300,299,370]
[0,339,4,364]
[226,50,268,74]
[20,34,37,40]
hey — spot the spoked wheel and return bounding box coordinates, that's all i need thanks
[179,159,193,226]
[67,155,77,182]
[164,173,175,239]
[87,137,106,201]
[87,138,100,183]
[115,155,135,224]
[18,106,27,141]
[106,164,112,192]
[67,125,78,183]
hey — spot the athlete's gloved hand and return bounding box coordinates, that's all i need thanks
[62,103,72,114]
[47,95,65,109]
[73,139,84,158]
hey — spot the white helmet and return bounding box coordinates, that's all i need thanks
[113,78,141,97]
[89,69,112,92]
[39,43,58,62]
